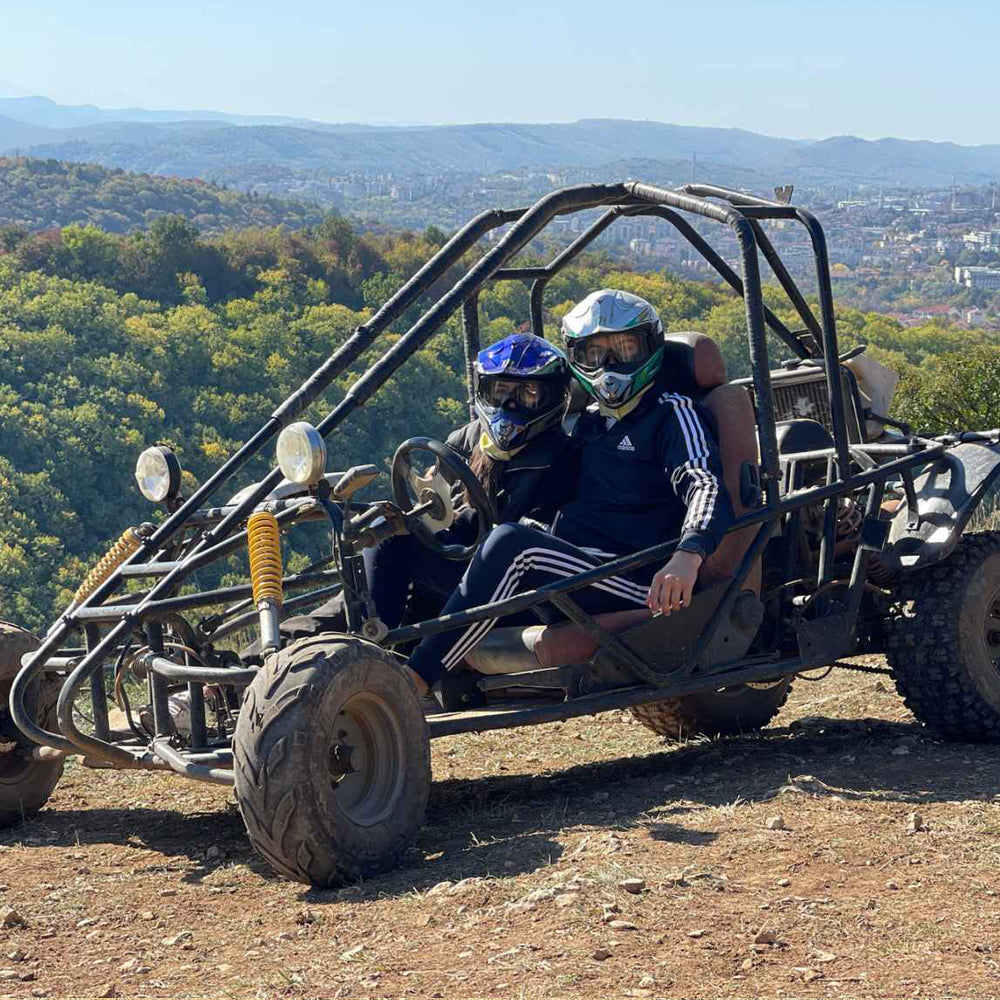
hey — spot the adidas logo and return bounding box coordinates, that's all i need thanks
[617,435,635,452]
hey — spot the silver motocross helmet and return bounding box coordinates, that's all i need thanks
[561,289,664,409]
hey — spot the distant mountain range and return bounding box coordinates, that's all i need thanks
[0,95,341,130]
[1,96,999,189]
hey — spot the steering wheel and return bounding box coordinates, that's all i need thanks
[391,437,495,561]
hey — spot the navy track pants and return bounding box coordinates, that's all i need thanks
[407,523,651,686]
[363,532,468,630]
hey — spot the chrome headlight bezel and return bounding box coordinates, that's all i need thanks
[276,421,327,485]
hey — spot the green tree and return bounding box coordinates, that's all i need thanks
[3,205,998,632]
[893,346,1000,434]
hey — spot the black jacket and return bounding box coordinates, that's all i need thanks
[445,420,578,529]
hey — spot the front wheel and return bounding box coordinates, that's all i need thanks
[233,635,431,886]
[886,531,1000,742]
[0,622,64,829]
[630,679,792,740]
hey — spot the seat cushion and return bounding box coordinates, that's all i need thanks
[662,331,727,395]
[698,383,761,588]
[463,609,651,674]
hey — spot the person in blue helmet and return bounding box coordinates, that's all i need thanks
[362,331,576,629]
[275,333,576,645]
[405,289,735,695]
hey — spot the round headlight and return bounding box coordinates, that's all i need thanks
[135,446,181,503]
[276,422,327,485]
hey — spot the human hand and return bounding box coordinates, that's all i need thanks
[647,550,703,615]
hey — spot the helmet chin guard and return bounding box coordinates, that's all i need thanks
[490,415,520,449]
[595,371,633,407]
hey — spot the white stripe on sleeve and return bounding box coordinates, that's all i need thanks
[659,392,721,534]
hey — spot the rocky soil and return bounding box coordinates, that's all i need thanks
[2,662,999,998]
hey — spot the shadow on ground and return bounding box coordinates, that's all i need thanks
[427,715,1000,818]
[4,714,999,902]
[321,714,1000,900]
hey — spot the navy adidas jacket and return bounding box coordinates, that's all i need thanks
[553,369,734,575]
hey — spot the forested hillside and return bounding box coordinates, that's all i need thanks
[0,157,326,233]
[1,212,997,630]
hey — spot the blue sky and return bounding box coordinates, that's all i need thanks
[1,0,996,144]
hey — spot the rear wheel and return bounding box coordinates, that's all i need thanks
[0,622,64,829]
[886,531,1000,742]
[233,635,430,886]
[630,679,792,740]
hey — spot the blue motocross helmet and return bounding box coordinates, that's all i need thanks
[474,333,570,455]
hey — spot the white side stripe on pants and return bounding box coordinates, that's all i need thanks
[441,548,649,671]
[440,546,649,671]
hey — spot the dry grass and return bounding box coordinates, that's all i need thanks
[967,494,1000,532]
[2,661,1000,998]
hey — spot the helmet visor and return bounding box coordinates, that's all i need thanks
[569,326,655,370]
[478,376,557,412]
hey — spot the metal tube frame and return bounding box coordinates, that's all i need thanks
[13,179,954,768]
[461,294,481,419]
[382,446,935,647]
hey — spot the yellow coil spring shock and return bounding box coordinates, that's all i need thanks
[247,511,283,606]
[247,510,283,651]
[74,527,142,604]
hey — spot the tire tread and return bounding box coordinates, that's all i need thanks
[0,622,64,829]
[233,635,429,886]
[886,530,1000,742]
[630,681,791,739]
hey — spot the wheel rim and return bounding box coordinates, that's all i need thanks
[984,591,1000,677]
[327,692,406,827]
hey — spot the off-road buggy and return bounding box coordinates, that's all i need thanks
[6,181,1000,887]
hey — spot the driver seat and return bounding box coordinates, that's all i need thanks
[465,331,761,675]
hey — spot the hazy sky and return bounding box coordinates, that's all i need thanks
[1,0,996,144]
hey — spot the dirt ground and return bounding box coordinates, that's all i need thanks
[2,659,1000,999]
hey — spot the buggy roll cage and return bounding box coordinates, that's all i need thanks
[12,180,967,780]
